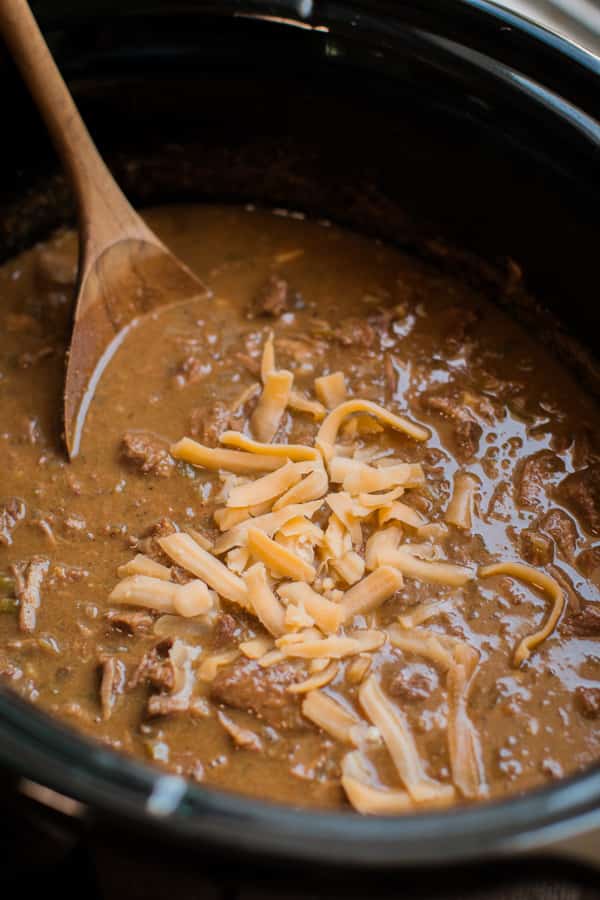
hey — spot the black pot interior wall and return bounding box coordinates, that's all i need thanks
[0,11,597,350]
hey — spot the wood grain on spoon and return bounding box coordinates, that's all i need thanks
[0,0,208,458]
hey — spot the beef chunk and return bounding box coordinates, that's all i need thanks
[420,388,482,460]
[146,642,201,718]
[519,529,553,567]
[189,400,230,444]
[129,640,175,692]
[0,498,26,546]
[572,428,599,469]
[212,613,242,649]
[516,451,564,510]
[558,465,600,535]
[252,275,290,317]
[333,317,376,349]
[541,509,578,562]
[130,517,178,557]
[576,687,600,719]
[106,609,154,635]
[11,557,49,633]
[454,418,483,461]
[576,546,600,584]
[563,603,600,638]
[121,432,174,478]
[388,666,436,702]
[99,657,126,721]
[170,566,192,585]
[210,659,305,730]
[420,391,460,420]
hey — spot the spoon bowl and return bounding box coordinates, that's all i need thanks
[0,0,207,457]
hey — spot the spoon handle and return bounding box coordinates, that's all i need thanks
[0,0,152,258]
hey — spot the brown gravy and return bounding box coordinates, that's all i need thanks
[0,203,599,811]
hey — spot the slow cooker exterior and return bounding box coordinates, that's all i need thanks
[0,0,599,888]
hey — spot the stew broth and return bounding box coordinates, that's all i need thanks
[1,203,599,811]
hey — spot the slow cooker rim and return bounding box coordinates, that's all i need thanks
[1,685,600,867]
[1,0,599,868]
[30,0,600,114]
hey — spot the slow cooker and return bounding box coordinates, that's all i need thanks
[0,2,599,896]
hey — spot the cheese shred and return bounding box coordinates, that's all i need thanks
[316,399,429,461]
[479,561,566,665]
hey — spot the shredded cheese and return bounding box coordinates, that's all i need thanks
[278,581,343,634]
[378,501,427,529]
[173,581,216,618]
[377,549,473,586]
[359,486,406,509]
[447,653,487,799]
[288,390,327,421]
[117,554,171,581]
[111,326,574,808]
[284,602,315,630]
[159,533,250,610]
[387,624,455,671]
[251,369,294,442]
[278,629,384,659]
[272,465,329,510]
[330,550,365,586]
[302,690,363,744]
[341,566,404,622]
[219,430,320,461]
[213,501,323,554]
[258,649,286,668]
[329,457,425,494]
[325,492,369,543]
[479,561,566,665]
[417,522,449,541]
[365,525,403,571]
[171,437,283,474]
[398,599,451,629]
[314,371,347,409]
[323,513,352,560]
[445,472,478,530]
[185,528,214,551]
[243,562,286,636]
[214,503,271,531]
[277,517,324,544]
[198,649,239,682]
[110,574,214,617]
[341,751,413,815]
[346,655,372,685]
[229,382,261,416]
[226,461,310,508]
[288,662,339,694]
[239,636,274,659]
[359,675,455,804]
[261,330,276,381]
[316,399,429,461]
[247,527,316,582]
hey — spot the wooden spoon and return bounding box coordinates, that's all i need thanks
[0,0,207,458]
